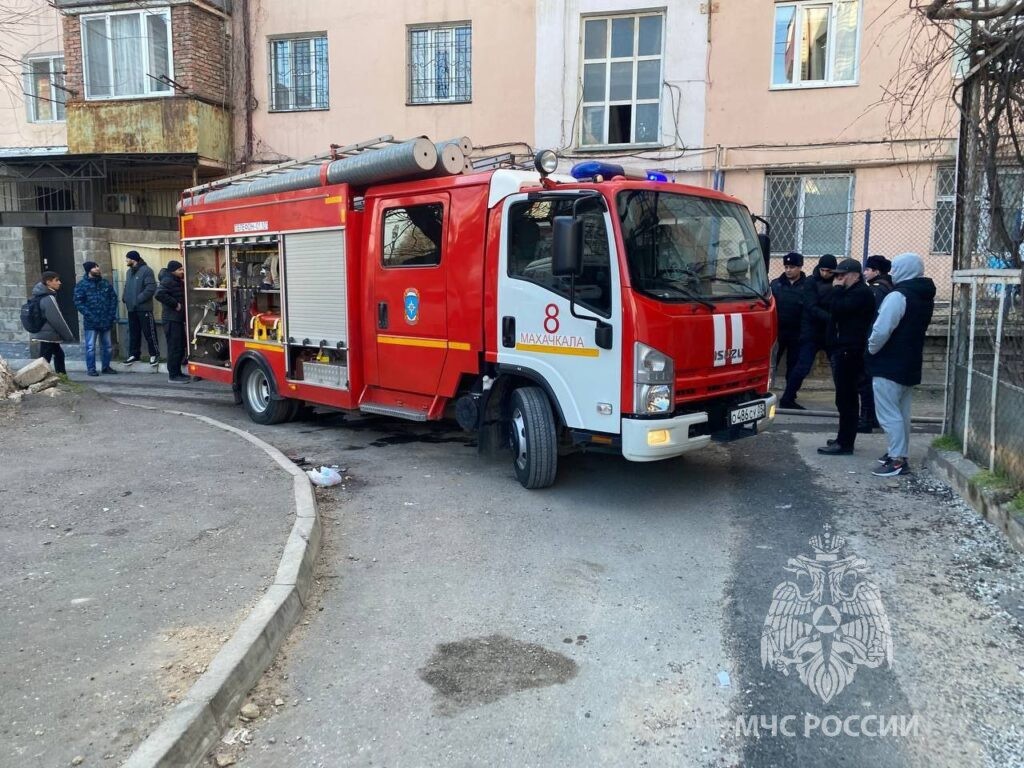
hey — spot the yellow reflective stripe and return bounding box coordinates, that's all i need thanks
[324,196,343,204]
[244,342,281,352]
[515,343,600,358]
[376,335,471,350]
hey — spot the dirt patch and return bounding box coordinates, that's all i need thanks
[417,634,579,715]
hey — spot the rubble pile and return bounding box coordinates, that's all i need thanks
[0,357,61,403]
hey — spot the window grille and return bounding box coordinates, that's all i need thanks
[408,23,471,105]
[765,172,854,256]
[270,36,329,111]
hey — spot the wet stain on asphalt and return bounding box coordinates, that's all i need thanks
[370,433,475,448]
[418,634,578,715]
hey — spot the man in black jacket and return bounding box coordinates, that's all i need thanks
[857,254,894,432]
[155,260,190,383]
[769,251,806,393]
[123,250,159,366]
[866,253,936,476]
[779,253,836,408]
[818,258,876,455]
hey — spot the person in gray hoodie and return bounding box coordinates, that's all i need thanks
[122,250,159,366]
[31,271,76,375]
[865,253,936,477]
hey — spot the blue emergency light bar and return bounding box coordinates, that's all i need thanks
[570,161,672,183]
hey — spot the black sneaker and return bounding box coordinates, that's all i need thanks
[877,452,891,464]
[780,400,806,410]
[101,367,118,374]
[87,370,99,377]
[124,356,138,365]
[149,356,159,367]
[873,458,910,477]
[168,375,191,383]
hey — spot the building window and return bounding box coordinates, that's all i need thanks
[269,35,329,112]
[932,165,956,254]
[765,172,854,256]
[771,1,860,88]
[408,23,472,105]
[580,12,663,146]
[382,204,444,267]
[82,9,172,99]
[25,56,66,122]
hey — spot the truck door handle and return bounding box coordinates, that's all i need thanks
[378,302,388,329]
[502,316,515,348]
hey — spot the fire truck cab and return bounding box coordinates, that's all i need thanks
[179,142,777,488]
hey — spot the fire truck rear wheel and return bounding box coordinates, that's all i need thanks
[509,386,558,489]
[241,362,293,425]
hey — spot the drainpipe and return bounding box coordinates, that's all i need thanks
[242,0,254,168]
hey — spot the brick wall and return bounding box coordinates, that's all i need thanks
[172,4,230,105]
[60,5,229,106]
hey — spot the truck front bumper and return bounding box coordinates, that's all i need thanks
[621,393,777,462]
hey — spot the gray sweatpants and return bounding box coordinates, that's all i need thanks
[873,377,913,459]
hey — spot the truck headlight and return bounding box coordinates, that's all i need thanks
[634,342,674,414]
[641,384,672,413]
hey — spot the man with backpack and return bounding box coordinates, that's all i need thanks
[122,250,159,367]
[24,271,76,375]
[73,261,119,377]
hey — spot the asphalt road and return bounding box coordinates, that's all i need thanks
[82,375,1024,768]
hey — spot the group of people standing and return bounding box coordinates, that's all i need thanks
[27,251,191,382]
[770,250,936,477]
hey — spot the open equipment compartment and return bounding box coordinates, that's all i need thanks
[183,242,230,366]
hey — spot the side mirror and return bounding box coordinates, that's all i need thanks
[552,216,583,277]
[758,233,771,273]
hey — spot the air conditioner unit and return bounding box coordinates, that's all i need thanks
[103,193,143,214]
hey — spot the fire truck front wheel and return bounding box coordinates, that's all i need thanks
[241,362,294,425]
[509,387,558,489]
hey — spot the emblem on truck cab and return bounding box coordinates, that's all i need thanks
[712,313,745,367]
[404,288,420,325]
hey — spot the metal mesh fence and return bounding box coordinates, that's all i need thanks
[948,271,1024,486]
[762,208,955,301]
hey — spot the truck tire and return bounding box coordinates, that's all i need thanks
[509,386,558,489]
[241,362,293,425]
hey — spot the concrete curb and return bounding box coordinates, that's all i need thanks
[777,407,943,425]
[116,403,321,768]
[924,446,1024,554]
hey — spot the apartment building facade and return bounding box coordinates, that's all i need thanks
[704,0,960,285]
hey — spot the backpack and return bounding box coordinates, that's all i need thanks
[20,294,47,334]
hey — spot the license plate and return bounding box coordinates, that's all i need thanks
[729,401,766,426]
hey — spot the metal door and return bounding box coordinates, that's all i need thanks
[38,227,80,341]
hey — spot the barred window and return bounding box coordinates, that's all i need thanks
[765,172,854,257]
[25,55,66,122]
[580,12,664,146]
[408,23,471,105]
[270,35,329,112]
[932,165,956,254]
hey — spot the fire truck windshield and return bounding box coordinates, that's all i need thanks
[617,190,770,304]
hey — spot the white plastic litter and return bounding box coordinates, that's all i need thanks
[306,466,343,486]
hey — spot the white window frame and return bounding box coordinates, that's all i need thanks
[764,171,855,256]
[25,55,66,123]
[770,1,861,90]
[407,22,472,105]
[81,8,173,101]
[579,11,665,148]
[268,35,330,112]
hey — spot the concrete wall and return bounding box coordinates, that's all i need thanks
[0,228,41,342]
[236,0,536,165]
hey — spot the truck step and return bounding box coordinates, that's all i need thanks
[359,403,429,422]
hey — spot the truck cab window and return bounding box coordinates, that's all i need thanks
[507,199,612,317]
[382,203,443,267]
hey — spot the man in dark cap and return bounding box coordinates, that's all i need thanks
[122,250,159,366]
[73,261,119,376]
[818,258,876,455]
[857,254,894,431]
[779,253,836,409]
[155,260,190,382]
[770,252,807,396]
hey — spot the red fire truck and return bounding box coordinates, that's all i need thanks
[178,137,778,488]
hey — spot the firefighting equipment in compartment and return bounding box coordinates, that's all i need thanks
[251,312,281,341]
